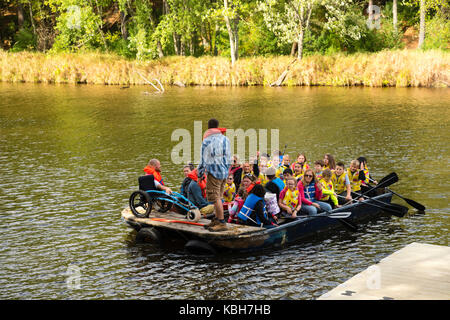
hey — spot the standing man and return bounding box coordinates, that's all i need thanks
[198,119,231,232]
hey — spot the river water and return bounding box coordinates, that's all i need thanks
[0,83,448,299]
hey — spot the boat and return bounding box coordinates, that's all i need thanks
[121,190,398,253]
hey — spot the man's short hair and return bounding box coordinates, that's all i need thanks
[208,118,219,129]
[148,159,159,167]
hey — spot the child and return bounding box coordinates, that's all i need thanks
[323,153,336,171]
[278,177,302,218]
[223,173,236,203]
[293,162,304,181]
[347,160,366,201]
[282,168,294,184]
[291,153,309,172]
[314,160,325,180]
[319,169,340,208]
[357,156,377,186]
[265,191,280,224]
[332,162,352,204]
[347,159,366,193]
[276,154,290,178]
[228,188,245,224]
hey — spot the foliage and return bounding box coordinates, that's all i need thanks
[10,23,37,52]
[422,14,450,50]
[0,0,447,60]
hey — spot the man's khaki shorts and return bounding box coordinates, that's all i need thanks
[206,173,226,202]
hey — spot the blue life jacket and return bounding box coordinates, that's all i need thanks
[237,193,268,226]
[272,178,285,193]
[304,182,316,201]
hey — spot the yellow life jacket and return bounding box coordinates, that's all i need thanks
[275,167,283,178]
[223,183,236,202]
[319,178,338,206]
[332,172,347,194]
[361,165,370,185]
[347,168,362,192]
[294,173,303,181]
[258,173,269,186]
[282,188,299,210]
[277,164,290,178]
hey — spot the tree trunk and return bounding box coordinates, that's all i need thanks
[200,24,209,52]
[297,28,304,60]
[213,23,219,56]
[173,33,181,55]
[224,0,239,65]
[17,3,24,29]
[368,0,374,23]
[120,11,128,40]
[418,0,426,48]
[28,1,37,37]
[290,42,297,56]
[393,0,398,33]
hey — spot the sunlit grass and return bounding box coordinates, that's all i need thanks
[0,49,448,87]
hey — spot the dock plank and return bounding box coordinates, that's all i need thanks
[318,242,450,300]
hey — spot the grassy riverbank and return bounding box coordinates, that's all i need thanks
[1,50,448,87]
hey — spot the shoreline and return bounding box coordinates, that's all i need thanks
[1,50,448,88]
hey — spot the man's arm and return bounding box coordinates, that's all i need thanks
[197,139,207,177]
[155,179,172,194]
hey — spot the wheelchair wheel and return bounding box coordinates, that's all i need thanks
[186,209,201,222]
[129,190,152,218]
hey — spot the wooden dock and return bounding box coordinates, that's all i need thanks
[318,242,450,300]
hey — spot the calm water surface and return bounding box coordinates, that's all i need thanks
[0,83,448,299]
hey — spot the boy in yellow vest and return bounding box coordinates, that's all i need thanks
[332,162,352,204]
[347,159,366,201]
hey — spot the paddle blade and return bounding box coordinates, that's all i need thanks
[328,212,352,219]
[379,172,398,185]
[404,198,426,211]
[383,203,409,218]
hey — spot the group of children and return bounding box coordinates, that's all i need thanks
[223,152,376,227]
[178,151,376,228]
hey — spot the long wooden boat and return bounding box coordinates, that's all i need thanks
[121,190,397,253]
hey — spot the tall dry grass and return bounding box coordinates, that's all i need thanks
[0,49,448,87]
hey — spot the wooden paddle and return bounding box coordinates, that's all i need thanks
[386,188,426,211]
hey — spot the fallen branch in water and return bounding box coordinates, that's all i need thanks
[270,58,298,87]
[136,69,163,93]
[153,78,165,92]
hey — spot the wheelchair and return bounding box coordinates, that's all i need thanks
[129,175,202,222]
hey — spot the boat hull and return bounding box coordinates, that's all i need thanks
[122,192,394,252]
